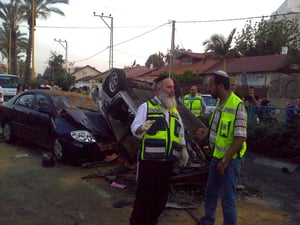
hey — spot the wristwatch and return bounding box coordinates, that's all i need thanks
[221,157,227,163]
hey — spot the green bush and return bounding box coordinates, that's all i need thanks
[247,121,300,162]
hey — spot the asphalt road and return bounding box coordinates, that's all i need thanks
[0,138,299,225]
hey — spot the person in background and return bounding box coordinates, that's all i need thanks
[285,98,300,125]
[16,83,24,94]
[82,85,90,96]
[244,86,259,106]
[91,86,99,103]
[183,85,206,118]
[50,80,60,90]
[256,96,273,122]
[0,85,3,105]
[230,83,241,99]
[244,86,259,122]
[196,70,247,225]
[39,79,51,89]
[70,86,79,93]
[24,84,32,91]
[129,75,189,225]
[61,84,69,91]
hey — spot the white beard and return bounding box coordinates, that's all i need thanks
[159,92,177,109]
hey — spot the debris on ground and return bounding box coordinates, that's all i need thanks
[15,153,29,158]
[110,181,126,189]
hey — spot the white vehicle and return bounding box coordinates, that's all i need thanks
[202,94,218,115]
[0,74,22,101]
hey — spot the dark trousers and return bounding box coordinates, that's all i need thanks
[129,160,173,225]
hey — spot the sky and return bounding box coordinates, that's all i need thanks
[15,0,286,74]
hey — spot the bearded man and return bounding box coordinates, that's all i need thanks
[129,75,189,225]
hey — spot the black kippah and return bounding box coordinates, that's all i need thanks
[154,75,168,84]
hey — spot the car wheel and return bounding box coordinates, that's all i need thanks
[103,69,126,97]
[53,139,65,162]
[2,121,14,143]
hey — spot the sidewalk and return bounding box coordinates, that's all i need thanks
[237,152,300,224]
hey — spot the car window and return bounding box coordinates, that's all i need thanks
[16,93,35,107]
[203,96,217,106]
[31,94,50,110]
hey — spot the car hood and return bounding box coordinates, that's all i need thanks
[62,108,112,135]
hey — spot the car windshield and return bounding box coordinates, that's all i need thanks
[203,95,217,106]
[0,75,21,88]
[42,90,99,112]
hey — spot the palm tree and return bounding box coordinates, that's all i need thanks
[22,0,69,82]
[202,28,237,72]
[0,26,28,59]
[0,0,25,75]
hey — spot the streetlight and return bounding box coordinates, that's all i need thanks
[93,12,113,69]
[54,38,68,72]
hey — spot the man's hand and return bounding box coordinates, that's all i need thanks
[217,159,229,175]
[195,128,209,141]
[141,120,155,132]
[180,147,189,167]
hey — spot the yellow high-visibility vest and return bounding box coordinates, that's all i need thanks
[183,93,203,117]
[209,92,247,159]
[141,98,181,160]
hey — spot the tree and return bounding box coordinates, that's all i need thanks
[165,45,192,64]
[22,0,69,83]
[0,0,25,75]
[145,52,165,68]
[0,27,28,67]
[202,28,237,72]
[234,16,300,60]
[42,51,75,88]
[173,70,202,86]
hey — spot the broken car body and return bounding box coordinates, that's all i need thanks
[0,89,115,164]
[100,69,210,186]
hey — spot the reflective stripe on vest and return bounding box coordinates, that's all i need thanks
[210,92,247,159]
[183,93,203,117]
[141,98,181,160]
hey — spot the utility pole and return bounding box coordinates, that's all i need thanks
[93,12,113,69]
[54,38,68,72]
[169,20,175,78]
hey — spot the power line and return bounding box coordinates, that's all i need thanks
[176,11,300,24]
[114,48,147,59]
[7,11,298,65]
[16,24,169,29]
[113,22,169,47]
[73,47,108,63]
[69,11,300,64]
[11,11,299,30]
[73,22,169,63]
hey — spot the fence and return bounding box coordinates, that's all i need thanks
[246,105,300,125]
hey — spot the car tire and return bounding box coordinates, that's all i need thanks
[103,69,126,97]
[53,139,65,162]
[2,121,14,143]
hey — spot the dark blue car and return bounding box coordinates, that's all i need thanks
[0,89,115,164]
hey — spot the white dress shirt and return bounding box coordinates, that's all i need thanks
[131,101,186,146]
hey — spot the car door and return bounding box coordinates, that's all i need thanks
[28,93,54,148]
[11,93,35,139]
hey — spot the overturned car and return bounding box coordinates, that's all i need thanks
[99,69,210,186]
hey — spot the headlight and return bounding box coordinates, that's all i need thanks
[70,130,96,143]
